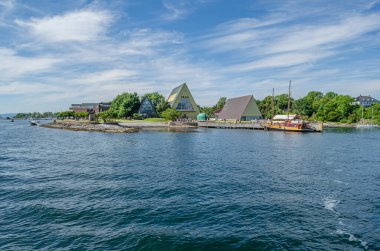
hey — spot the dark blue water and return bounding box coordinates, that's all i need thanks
[1,120,379,250]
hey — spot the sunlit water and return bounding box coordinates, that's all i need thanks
[1,120,379,250]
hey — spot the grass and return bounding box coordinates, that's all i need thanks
[113,118,169,123]
[62,118,169,123]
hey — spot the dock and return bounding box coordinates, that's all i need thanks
[198,121,264,130]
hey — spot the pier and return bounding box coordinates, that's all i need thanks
[198,121,264,130]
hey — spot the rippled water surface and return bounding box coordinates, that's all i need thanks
[1,120,380,250]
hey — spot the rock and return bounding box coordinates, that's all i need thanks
[41,121,139,133]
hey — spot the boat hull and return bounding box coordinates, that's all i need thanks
[264,123,321,133]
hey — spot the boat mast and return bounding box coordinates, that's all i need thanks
[371,108,374,126]
[361,106,364,125]
[271,88,275,124]
[287,80,291,121]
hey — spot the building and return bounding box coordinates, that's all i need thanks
[137,97,157,118]
[217,95,262,121]
[99,102,111,112]
[69,102,111,113]
[353,95,379,107]
[167,83,200,120]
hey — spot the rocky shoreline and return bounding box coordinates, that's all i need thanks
[41,121,139,133]
[40,120,199,133]
[323,122,356,128]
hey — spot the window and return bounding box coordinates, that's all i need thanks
[176,98,194,111]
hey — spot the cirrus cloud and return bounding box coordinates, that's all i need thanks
[15,10,112,42]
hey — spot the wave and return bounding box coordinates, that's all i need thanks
[336,229,368,250]
[323,197,339,214]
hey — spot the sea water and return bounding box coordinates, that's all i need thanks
[0,120,379,250]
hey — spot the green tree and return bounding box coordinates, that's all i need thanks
[294,91,323,117]
[142,92,169,115]
[109,92,140,118]
[74,112,89,119]
[199,106,216,118]
[316,94,355,122]
[161,108,180,121]
[215,97,227,110]
[58,111,75,118]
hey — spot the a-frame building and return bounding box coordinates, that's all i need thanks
[137,96,157,118]
[167,83,199,120]
[217,95,262,121]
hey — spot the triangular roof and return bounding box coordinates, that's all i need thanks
[138,96,157,116]
[167,83,199,113]
[218,95,261,120]
[167,83,186,105]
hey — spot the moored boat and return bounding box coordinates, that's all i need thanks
[264,81,322,133]
[265,114,321,132]
[356,107,378,129]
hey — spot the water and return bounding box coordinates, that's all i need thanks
[1,120,379,250]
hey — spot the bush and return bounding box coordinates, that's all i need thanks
[161,108,180,121]
[58,111,75,118]
[98,110,114,123]
[133,113,143,120]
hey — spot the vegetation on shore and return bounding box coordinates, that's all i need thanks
[14,112,59,119]
[198,92,379,124]
[21,90,378,125]
[256,91,380,124]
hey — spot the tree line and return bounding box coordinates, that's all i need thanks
[14,112,59,119]
[56,90,379,124]
[256,91,379,124]
[98,92,173,121]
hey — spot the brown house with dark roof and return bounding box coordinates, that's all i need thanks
[69,102,111,113]
[217,95,262,121]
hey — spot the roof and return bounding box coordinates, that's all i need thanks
[166,83,200,115]
[214,108,223,115]
[167,83,186,105]
[355,95,379,102]
[273,114,299,120]
[218,95,260,120]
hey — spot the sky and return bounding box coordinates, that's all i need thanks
[1,0,380,113]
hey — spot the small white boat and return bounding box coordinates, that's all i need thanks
[30,120,39,126]
[356,124,378,129]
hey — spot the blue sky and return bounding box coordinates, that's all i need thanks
[1,0,380,113]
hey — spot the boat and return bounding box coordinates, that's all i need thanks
[356,107,378,129]
[264,81,322,133]
[11,119,14,122]
[30,120,39,126]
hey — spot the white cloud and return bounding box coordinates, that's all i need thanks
[224,51,332,72]
[161,0,210,21]
[69,69,139,85]
[162,0,188,21]
[0,48,59,79]
[0,82,63,95]
[0,0,14,11]
[265,14,380,54]
[15,10,112,42]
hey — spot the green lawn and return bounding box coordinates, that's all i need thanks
[114,118,169,123]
